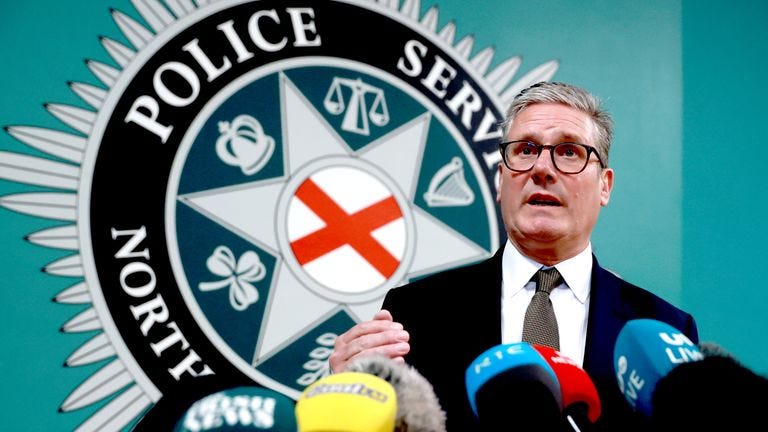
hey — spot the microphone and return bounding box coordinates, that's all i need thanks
[346,355,447,432]
[532,345,601,431]
[612,319,703,417]
[172,385,298,431]
[696,340,736,358]
[650,342,768,431]
[466,342,563,431]
[295,371,397,432]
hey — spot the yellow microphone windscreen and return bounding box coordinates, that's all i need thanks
[295,372,397,432]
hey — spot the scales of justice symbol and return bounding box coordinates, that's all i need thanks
[320,76,474,207]
[323,77,389,136]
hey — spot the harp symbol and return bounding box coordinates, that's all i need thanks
[324,77,389,136]
[423,157,475,207]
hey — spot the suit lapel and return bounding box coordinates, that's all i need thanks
[462,248,504,360]
[583,256,627,383]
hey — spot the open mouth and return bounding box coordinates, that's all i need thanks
[529,200,561,206]
[527,193,562,206]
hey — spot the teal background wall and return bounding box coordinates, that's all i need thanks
[681,0,768,377]
[0,1,764,430]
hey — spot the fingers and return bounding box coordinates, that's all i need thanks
[335,316,401,345]
[372,309,393,321]
[335,341,410,373]
[389,355,406,365]
[329,310,410,373]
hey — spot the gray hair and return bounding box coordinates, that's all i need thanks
[500,81,614,166]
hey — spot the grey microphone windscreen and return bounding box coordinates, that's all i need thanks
[346,355,447,432]
[696,341,734,359]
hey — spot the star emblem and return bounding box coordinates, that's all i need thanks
[178,72,488,367]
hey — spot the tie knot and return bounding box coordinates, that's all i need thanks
[535,267,563,295]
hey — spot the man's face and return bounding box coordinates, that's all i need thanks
[497,103,614,263]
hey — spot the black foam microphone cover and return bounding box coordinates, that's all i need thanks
[651,354,768,431]
[474,365,562,431]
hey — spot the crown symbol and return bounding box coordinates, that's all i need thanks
[215,114,275,176]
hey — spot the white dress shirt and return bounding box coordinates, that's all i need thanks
[500,238,592,366]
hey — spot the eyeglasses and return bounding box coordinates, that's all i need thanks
[499,140,605,174]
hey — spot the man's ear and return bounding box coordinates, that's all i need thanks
[600,167,614,206]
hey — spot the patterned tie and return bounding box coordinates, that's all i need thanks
[521,267,563,350]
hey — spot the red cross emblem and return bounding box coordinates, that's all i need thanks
[288,168,405,284]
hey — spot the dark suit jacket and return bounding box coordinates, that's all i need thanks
[382,247,698,431]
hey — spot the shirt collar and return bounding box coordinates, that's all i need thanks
[501,239,593,303]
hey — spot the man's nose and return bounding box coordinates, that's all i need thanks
[530,149,558,179]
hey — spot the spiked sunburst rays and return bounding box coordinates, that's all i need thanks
[0,1,558,431]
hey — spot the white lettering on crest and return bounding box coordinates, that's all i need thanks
[396,38,503,152]
[111,226,214,381]
[124,7,322,143]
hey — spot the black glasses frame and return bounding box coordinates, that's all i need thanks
[499,140,605,174]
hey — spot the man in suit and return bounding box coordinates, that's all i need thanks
[329,81,698,431]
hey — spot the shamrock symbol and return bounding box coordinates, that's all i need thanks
[198,246,266,311]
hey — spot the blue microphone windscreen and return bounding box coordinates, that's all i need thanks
[613,319,703,416]
[466,342,561,422]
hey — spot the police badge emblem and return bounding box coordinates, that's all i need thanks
[0,0,558,429]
